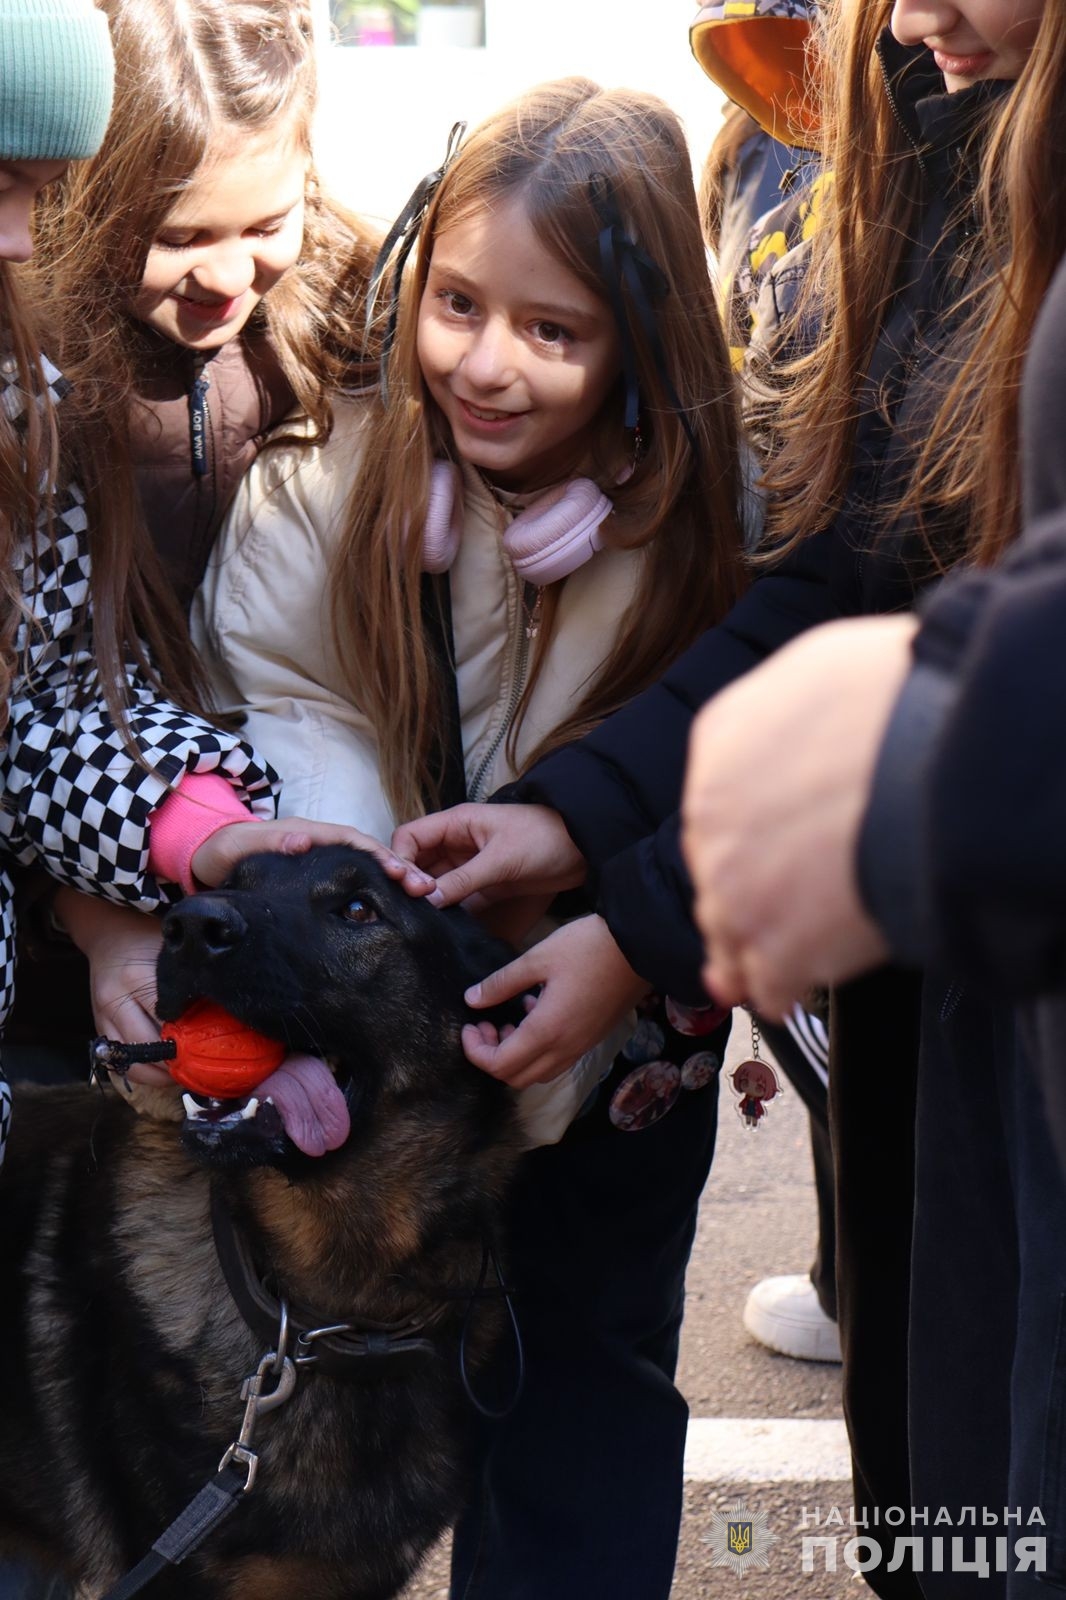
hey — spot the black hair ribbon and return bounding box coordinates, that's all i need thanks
[590,174,700,460]
[365,120,467,405]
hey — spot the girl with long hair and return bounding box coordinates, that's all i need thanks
[397,5,1061,1591]
[0,0,403,1187]
[14,0,390,1056]
[31,0,377,637]
[198,76,746,1598]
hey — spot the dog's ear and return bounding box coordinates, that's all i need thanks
[439,906,528,1030]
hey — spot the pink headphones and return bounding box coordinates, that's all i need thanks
[421,462,614,587]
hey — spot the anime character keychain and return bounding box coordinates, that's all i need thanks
[729,1018,781,1130]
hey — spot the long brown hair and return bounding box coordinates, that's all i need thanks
[331,77,745,821]
[27,0,379,719]
[759,1,1066,569]
[0,266,62,730]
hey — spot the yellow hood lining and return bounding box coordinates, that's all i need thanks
[691,17,819,147]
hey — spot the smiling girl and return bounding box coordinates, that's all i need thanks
[899,0,1043,87]
[129,131,307,353]
[198,78,746,1599]
[10,0,386,1057]
[31,0,377,621]
[418,197,624,492]
[0,0,370,1186]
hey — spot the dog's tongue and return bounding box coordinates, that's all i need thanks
[258,1053,350,1157]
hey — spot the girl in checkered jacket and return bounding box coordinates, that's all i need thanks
[4,0,417,1084]
[0,0,419,1171]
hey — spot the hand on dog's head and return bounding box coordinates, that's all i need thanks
[158,844,523,1038]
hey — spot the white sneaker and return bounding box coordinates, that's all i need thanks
[743,1274,842,1363]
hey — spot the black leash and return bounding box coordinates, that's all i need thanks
[100,1464,250,1600]
[99,1222,301,1600]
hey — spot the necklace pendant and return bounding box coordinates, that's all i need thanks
[524,588,543,642]
[521,582,544,643]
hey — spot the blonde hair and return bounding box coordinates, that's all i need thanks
[758,2,1066,570]
[331,77,746,821]
[28,0,379,718]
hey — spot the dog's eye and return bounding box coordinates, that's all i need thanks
[342,898,378,925]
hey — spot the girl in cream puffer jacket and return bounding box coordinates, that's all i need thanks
[195,77,747,1146]
[195,396,650,1143]
[195,76,747,1600]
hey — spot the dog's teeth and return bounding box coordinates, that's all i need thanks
[239,1098,259,1121]
[181,1092,205,1120]
[208,1098,224,1110]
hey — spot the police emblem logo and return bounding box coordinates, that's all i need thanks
[706,1501,777,1575]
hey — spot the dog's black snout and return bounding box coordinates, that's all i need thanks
[162,897,248,962]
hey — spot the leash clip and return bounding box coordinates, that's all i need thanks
[218,1349,297,1493]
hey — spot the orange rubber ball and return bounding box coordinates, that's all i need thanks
[162,999,286,1099]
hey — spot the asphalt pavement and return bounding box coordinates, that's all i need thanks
[402,1020,857,1600]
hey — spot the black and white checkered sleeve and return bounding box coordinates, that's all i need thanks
[0,481,280,911]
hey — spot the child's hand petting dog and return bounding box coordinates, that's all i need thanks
[392,802,587,913]
[462,914,650,1089]
[192,816,436,898]
[53,890,168,1082]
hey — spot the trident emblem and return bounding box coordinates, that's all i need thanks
[728,1522,753,1555]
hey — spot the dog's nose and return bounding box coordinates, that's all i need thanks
[161,897,248,962]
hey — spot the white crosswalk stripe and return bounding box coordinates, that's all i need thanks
[684,1418,851,1483]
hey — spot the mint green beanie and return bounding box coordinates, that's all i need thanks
[1,0,115,161]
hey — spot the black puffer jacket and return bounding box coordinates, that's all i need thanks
[862,247,1066,992]
[858,248,1066,1157]
[514,35,1007,1003]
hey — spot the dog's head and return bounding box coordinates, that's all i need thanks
[155,845,522,1172]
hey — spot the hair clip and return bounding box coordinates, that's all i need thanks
[588,173,700,460]
[365,120,467,405]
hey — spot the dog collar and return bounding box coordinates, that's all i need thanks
[210,1185,445,1381]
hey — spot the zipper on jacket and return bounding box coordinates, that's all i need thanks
[877,47,929,178]
[467,579,537,801]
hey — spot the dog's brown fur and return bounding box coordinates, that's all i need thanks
[0,847,523,1599]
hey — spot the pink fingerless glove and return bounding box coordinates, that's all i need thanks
[148,773,259,894]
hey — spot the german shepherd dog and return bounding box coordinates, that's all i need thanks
[0,846,523,1600]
